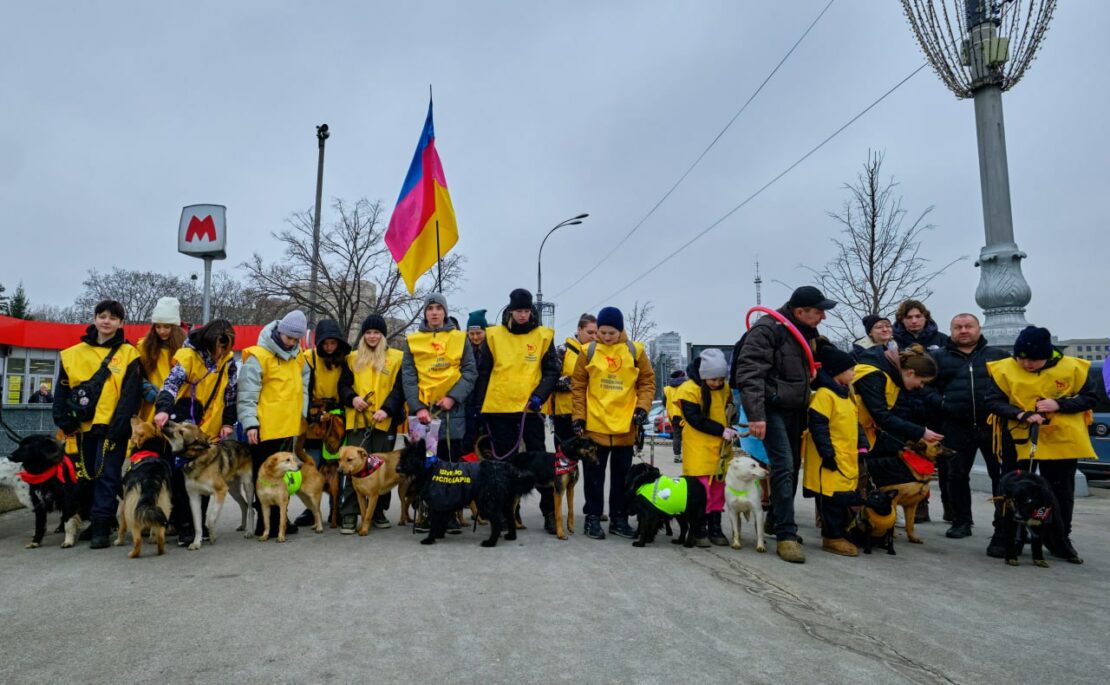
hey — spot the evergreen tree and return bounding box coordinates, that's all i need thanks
[8,283,31,319]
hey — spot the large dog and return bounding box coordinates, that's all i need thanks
[624,462,708,548]
[544,436,598,540]
[723,455,769,552]
[162,420,255,549]
[996,469,1082,567]
[256,451,326,542]
[114,418,173,558]
[336,443,419,536]
[297,402,343,528]
[865,439,956,544]
[847,489,897,555]
[7,434,82,549]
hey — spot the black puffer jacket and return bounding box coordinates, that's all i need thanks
[853,352,926,456]
[924,336,1007,430]
[893,319,948,352]
[732,306,818,422]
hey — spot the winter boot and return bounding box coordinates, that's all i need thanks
[340,515,357,535]
[1052,537,1084,564]
[543,512,557,535]
[945,522,972,539]
[776,539,806,563]
[692,520,711,548]
[89,520,111,549]
[822,538,859,557]
[584,514,605,540]
[609,515,635,539]
[707,512,729,546]
[293,509,316,527]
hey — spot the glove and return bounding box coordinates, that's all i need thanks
[722,428,738,442]
[527,395,542,412]
[821,453,838,471]
[633,408,648,426]
[141,380,158,403]
[555,376,571,392]
[572,419,586,436]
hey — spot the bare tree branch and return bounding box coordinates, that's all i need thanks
[626,300,658,343]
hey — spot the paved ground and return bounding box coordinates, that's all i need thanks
[2,451,1108,685]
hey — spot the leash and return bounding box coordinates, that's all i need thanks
[483,410,527,461]
[0,400,25,443]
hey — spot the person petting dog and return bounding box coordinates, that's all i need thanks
[337,313,405,533]
[238,310,309,536]
[52,299,143,549]
[477,288,560,532]
[674,348,737,547]
[136,297,184,422]
[153,319,238,546]
[571,306,656,540]
[984,326,1098,562]
[853,344,941,459]
[801,345,866,557]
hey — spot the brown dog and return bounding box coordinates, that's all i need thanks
[256,452,326,542]
[337,445,410,536]
[114,418,173,558]
[298,406,343,528]
[868,439,956,544]
[551,436,598,540]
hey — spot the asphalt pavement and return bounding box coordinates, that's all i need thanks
[2,450,1108,685]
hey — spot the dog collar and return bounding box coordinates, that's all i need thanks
[130,450,160,464]
[353,454,384,479]
[18,455,78,485]
[726,486,748,498]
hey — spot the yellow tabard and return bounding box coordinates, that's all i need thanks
[59,341,140,433]
[242,345,304,441]
[851,363,899,448]
[171,348,234,438]
[407,330,466,406]
[346,348,403,431]
[675,379,731,477]
[303,348,343,402]
[585,341,643,435]
[553,338,583,416]
[481,325,554,413]
[136,337,173,422]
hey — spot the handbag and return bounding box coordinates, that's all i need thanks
[65,343,122,422]
[170,363,225,425]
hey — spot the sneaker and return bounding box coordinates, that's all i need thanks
[895,509,906,529]
[584,515,605,540]
[673,456,682,464]
[609,516,635,539]
[447,517,462,535]
[776,539,805,563]
[293,510,316,527]
[89,521,111,550]
[372,512,392,529]
[945,523,973,539]
[340,515,357,535]
[822,538,859,557]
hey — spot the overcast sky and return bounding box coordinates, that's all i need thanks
[2,1,1106,346]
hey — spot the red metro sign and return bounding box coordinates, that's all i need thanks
[178,204,227,259]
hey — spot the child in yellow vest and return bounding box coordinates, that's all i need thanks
[802,345,866,557]
[136,297,184,422]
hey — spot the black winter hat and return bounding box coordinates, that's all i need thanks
[861,314,889,335]
[359,313,388,337]
[508,288,534,311]
[817,344,856,377]
[1013,326,1053,360]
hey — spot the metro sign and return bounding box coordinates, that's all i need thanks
[178,204,227,259]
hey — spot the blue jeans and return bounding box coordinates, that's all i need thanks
[764,409,804,541]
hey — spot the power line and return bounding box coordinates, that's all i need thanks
[563,62,930,326]
[549,0,838,301]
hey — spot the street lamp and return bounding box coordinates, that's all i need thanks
[307,123,330,331]
[536,213,589,325]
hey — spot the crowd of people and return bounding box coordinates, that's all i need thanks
[44,285,1099,564]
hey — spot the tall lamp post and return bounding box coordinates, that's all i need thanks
[902,0,1056,345]
[307,123,330,331]
[536,213,589,326]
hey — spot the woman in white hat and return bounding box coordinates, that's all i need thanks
[137,297,185,421]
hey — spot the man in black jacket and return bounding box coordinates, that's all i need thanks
[732,285,835,564]
[893,299,948,352]
[924,314,1007,539]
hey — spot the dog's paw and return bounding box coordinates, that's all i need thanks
[756,544,766,553]
[276,536,286,543]
[258,535,270,542]
[358,528,369,537]
[24,541,40,549]
[557,533,568,541]
[243,531,255,539]
[1067,556,1084,565]
[314,526,324,534]
[112,538,123,547]
[505,531,517,541]
[730,541,741,550]
[235,525,245,532]
[128,549,139,559]
[632,540,645,547]
[480,539,498,548]
[1006,558,1019,566]
[907,536,923,544]
[187,540,202,551]
[1034,559,1050,568]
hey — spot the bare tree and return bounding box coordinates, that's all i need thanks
[74,268,193,323]
[28,303,86,323]
[626,300,658,342]
[243,198,464,340]
[806,151,964,341]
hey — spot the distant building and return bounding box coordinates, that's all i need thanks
[1057,337,1109,362]
[650,331,683,368]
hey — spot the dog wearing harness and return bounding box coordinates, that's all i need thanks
[8,434,82,549]
[624,462,709,548]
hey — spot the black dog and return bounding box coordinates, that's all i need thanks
[397,440,542,547]
[8,435,82,549]
[624,462,707,548]
[847,489,896,555]
[998,469,1082,567]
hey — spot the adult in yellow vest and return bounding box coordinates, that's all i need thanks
[571,306,656,540]
[336,313,405,533]
[153,319,238,546]
[853,344,942,458]
[52,299,143,549]
[238,310,309,536]
[551,313,597,447]
[674,349,737,547]
[462,308,491,454]
[663,369,687,464]
[136,297,184,422]
[401,293,477,468]
[478,288,560,531]
[985,326,1098,561]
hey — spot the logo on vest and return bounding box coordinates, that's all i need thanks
[605,356,622,371]
[431,341,445,353]
[1055,379,1067,391]
[524,342,538,362]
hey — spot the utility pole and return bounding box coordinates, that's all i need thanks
[753,258,762,306]
[308,123,330,331]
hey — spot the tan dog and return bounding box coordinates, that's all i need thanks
[115,418,173,558]
[162,420,255,550]
[256,451,326,542]
[550,436,598,540]
[298,406,343,528]
[336,445,409,536]
[869,440,957,544]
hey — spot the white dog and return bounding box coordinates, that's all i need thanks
[723,454,768,552]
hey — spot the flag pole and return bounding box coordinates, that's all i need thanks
[435,219,443,292]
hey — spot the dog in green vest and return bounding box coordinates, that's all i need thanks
[624,462,708,548]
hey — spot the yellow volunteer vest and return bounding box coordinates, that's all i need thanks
[407,330,467,406]
[584,340,644,435]
[675,379,731,477]
[345,347,404,431]
[242,345,304,441]
[663,384,682,420]
[553,338,583,417]
[59,341,140,433]
[802,386,860,495]
[481,325,555,413]
[303,349,343,402]
[852,363,900,447]
[136,337,173,422]
[986,356,1095,461]
[172,348,234,438]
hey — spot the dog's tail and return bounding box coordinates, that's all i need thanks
[135,482,170,529]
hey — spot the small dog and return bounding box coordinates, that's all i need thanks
[624,462,708,548]
[114,418,173,558]
[547,436,598,540]
[162,420,255,549]
[255,451,326,542]
[7,434,81,549]
[847,489,897,555]
[337,444,415,536]
[865,439,956,544]
[996,469,1082,567]
[297,405,343,528]
[723,455,769,552]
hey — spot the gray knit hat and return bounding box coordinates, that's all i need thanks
[277,310,308,339]
[699,348,729,380]
[424,292,448,316]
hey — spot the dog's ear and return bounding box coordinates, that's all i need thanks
[357,447,370,460]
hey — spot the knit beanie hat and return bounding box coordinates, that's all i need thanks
[467,309,489,330]
[508,288,534,311]
[1013,326,1053,360]
[150,297,181,325]
[699,349,729,380]
[818,344,856,377]
[597,306,624,332]
[861,314,889,336]
[424,292,448,316]
[277,310,308,339]
[359,313,388,337]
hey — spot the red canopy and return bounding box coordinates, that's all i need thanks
[0,315,266,352]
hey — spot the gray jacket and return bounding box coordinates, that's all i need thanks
[401,317,476,441]
[237,320,310,431]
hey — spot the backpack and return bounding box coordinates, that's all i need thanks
[585,340,638,365]
[64,343,122,422]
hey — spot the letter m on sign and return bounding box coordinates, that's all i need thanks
[178,204,227,259]
[185,215,217,242]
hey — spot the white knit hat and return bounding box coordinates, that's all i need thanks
[150,297,181,324]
